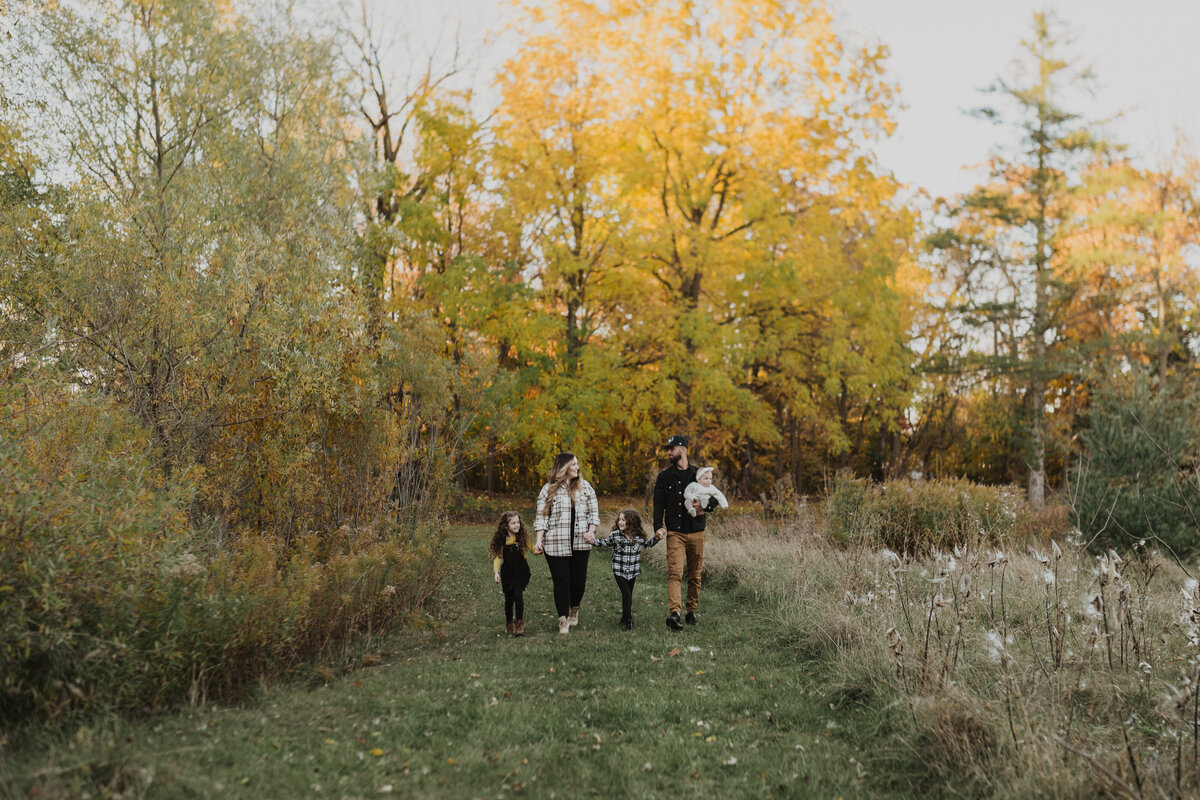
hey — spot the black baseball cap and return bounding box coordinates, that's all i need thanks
[662,434,689,449]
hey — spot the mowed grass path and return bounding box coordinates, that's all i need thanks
[9,527,897,799]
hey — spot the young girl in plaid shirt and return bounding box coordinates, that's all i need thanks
[585,509,664,630]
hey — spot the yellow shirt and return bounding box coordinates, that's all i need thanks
[493,534,522,573]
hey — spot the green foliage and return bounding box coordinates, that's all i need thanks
[0,381,447,723]
[1072,373,1200,555]
[827,476,1034,553]
[3,0,1200,740]
[924,13,1115,504]
[0,0,454,725]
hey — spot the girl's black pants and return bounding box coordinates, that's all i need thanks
[503,590,524,623]
[614,574,636,622]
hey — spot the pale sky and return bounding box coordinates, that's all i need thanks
[353,0,1200,200]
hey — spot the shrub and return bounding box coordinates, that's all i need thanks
[759,474,802,519]
[1072,373,1200,556]
[0,386,446,724]
[826,476,1035,553]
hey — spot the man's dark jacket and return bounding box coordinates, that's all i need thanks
[653,463,718,534]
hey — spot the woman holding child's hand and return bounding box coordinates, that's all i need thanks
[533,453,599,635]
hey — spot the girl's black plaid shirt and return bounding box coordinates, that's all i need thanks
[591,531,660,579]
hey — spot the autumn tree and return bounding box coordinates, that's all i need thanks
[7,0,406,532]
[930,12,1105,507]
[0,107,52,373]
[491,0,920,493]
[491,0,663,489]
[349,4,530,501]
[622,0,917,488]
[1060,151,1200,381]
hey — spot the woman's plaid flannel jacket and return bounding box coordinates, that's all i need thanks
[534,479,599,557]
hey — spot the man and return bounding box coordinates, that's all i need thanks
[653,435,719,631]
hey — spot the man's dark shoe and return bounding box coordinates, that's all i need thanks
[666,612,683,631]
[622,619,633,631]
[685,612,697,626]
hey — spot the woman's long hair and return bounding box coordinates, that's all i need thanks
[615,508,646,539]
[489,511,528,559]
[541,452,581,517]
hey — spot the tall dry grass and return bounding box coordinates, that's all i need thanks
[656,503,1200,797]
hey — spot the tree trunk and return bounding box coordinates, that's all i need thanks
[485,434,496,496]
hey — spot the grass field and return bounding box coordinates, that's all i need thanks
[4,524,906,799]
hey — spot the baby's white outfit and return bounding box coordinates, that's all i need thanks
[684,467,729,517]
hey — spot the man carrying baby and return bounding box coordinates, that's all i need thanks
[653,435,720,631]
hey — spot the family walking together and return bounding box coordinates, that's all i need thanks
[487,434,725,635]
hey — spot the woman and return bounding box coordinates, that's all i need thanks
[533,452,599,634]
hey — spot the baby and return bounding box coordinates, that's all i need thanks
[684,466,728,517]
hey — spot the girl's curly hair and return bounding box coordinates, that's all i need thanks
[489,511,529,559]
[613,508,646,539]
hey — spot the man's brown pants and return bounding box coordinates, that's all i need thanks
[666,529,705,614]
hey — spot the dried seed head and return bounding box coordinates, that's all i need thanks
[984,630,1011,667]
[885,627,905,677]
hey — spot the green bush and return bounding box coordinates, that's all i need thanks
[1072,373,1200,556]
[827,476,1034,553]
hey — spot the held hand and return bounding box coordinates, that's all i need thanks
[655,529,666,540]
[584,531,596,544]
[533,537,544,555]
[494,572,501,584]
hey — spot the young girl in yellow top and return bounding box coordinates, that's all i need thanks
[490,511,531,636]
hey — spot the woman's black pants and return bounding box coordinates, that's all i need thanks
[545,549,590,617]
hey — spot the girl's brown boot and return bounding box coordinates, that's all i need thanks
[515,619,524,636]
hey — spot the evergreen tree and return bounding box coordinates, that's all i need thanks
[1072,372,1200,556]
